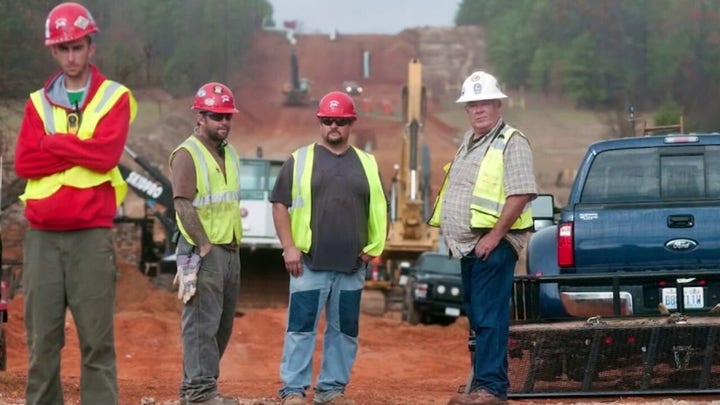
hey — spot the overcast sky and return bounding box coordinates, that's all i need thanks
[269,0,460,34]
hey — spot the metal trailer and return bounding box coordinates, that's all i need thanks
[459,271,720,397]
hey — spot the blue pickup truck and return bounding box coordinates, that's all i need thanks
[526,133,720,318]
[508,133,720,395]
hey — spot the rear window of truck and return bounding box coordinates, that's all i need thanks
[580,145,720,203]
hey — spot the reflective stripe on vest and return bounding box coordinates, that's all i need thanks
[173,136,243,245]
[290,144,387,256]
[428,125,532,230]
[20,80,136,206]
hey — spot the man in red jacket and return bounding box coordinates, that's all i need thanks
[13,3,136,404]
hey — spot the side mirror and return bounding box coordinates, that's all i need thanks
[531,194,556,231]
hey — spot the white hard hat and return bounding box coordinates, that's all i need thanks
[456,71,507,103]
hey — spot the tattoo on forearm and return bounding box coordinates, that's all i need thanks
[174,198,210,247]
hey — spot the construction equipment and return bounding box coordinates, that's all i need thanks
[362,59,439,315]
[282,48,312,106]
[116,146,177,277]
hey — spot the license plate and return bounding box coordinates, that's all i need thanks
[661,287,704,310]
[445,307,461,317]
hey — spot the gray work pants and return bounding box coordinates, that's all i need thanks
[178,237,241,402]
[23,228,119,405]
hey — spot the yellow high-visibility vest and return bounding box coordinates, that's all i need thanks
[20,80,136,207]
[290,144,387,256]
[429,125,533,230]
[172,136,243,245]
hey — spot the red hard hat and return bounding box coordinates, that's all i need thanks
[191,82,239,114]
[45,2,99,46]
[316,91,357,119]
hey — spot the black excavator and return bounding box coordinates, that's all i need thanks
[117,145,177,277]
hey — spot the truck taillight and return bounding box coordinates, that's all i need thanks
[557,222,574,267]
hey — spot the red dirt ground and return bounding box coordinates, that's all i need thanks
[1,260,477,405]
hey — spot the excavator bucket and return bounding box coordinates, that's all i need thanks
[502,275,720,397]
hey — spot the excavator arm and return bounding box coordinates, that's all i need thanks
[116,146,177,276]
[385,59,438,256]
[362,59,439,316]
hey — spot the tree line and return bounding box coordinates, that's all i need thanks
[456,0,720,131]
[0,0,273,98]
[3,1,719,130]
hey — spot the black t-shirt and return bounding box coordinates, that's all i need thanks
[271,144,373,272]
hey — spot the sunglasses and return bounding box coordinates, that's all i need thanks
[203,112,233,122]
[320,118,351,127]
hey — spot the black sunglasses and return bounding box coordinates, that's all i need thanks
[320,118,351,127]
[203,112,233,122]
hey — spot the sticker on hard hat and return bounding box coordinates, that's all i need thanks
[221,95,230,103]
[197,89,206,97]
[74,16,90,29]
[329,100,340,109]
[473,83,483,94]
[470,74,481,82]
[55,18,68,29]
[204,99,215,106]
[213,85,223,94]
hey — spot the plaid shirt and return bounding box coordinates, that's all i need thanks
[439,118,537,257]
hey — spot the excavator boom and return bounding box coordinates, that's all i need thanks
[362,59,438,315]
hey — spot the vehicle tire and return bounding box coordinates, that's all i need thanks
[360,289,387,316]
[433,316,456,326]
[403,287,421,325]
[0,326,6,371]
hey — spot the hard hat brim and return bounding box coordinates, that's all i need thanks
[456,92,508,103]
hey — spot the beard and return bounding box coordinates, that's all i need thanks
[206,126,229,143]
[324,131,344,145]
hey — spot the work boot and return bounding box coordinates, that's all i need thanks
[447,389,507,405]
[313,393,357,405]
[282,393,308,405]
[187,394,239,405]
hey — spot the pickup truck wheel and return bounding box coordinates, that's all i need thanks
[403,287,421,325]
[432,316,456,326]
[0,325,6,371]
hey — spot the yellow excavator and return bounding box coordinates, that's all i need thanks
[362,59,439,315]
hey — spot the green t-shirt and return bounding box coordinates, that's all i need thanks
[67,89,84,110]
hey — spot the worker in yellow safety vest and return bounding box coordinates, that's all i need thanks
[169,82,243,405]
[271,91,387,405]
[13,3,136,404]
[429,71,537,405]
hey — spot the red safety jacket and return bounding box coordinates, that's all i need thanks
[14,65,134,230]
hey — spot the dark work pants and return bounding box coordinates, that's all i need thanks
[178,237,241,402]
[23,228,119,405]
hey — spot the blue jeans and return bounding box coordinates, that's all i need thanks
[460,239,517,399]
[178,238,241,402]
[279,263,365,401]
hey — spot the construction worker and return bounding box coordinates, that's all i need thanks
[271,91,387,405]
[13,3,136,404]
[429,71,537,405]
[170,82,243,405]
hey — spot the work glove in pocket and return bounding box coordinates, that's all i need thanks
[173,253,202,304]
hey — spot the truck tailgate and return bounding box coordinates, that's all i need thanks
[573,202,720,270]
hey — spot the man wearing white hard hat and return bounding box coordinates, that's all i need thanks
[429,71,537,405]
